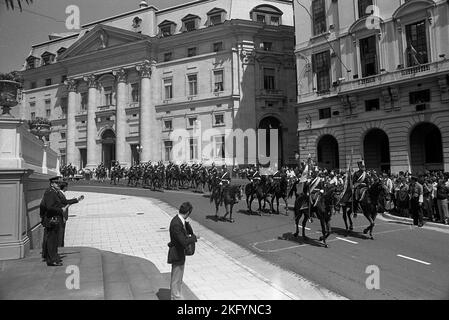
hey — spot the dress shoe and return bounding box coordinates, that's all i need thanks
[47,262,63,266]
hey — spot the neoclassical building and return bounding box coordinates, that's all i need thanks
[294,0,449,174]
[19,0,297,169]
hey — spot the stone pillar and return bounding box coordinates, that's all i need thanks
[84,74,98,169]
[113,69,129,167]
[65,79,77,166]
[136,60,154,162]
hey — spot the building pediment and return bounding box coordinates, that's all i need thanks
[349,16,383,35]
[207,7,227,15]
[393,0,435,20]
[158,20,176,27]
[181,14,200,22]
[57,24,150,61]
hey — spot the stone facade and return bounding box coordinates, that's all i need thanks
[294,0,449,174]
[20,0,297,170]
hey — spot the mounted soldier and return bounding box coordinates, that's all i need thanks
[353,160,368,214]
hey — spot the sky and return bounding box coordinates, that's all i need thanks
[0,0,185,73]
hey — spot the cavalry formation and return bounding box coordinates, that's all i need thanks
[60,159,388,248]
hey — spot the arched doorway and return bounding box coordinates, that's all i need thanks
[317,135,339,170]
[363,129,390,173]
[259,116,283,168]
[410,122,443,173]
[101,129,116,170]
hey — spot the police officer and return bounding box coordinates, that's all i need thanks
[40,176,66,266]
[352,160,368,213]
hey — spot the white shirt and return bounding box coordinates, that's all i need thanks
[177,214,186,228]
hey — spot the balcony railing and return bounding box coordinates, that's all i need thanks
[339,59,449,93]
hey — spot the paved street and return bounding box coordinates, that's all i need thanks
[70,182,449,300]
[63,189,342,300]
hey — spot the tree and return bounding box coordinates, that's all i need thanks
[4,0,33,11]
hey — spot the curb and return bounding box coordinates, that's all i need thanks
[381,211,449,230]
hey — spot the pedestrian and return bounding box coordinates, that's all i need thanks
[167,202,197,300]
[57,181,84,247]
[40,176,66,266]
[395,177,410,217]
[436,179,449,224]
[409,176,424,227]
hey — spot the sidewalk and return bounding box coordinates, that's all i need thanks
[60,191,344,300]
[380,211,449,233]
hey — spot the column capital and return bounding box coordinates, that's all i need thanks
[113,68,128,83]
[136,59,155,78]
[83,74,99,88]
[64,78,78,92]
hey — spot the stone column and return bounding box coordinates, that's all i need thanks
[84,74,98,169]
[136,60,154,162]
[65,79,77,166]
[113,68,128,167]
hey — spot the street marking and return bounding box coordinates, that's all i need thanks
[336,237,358,244]
[397,254,431,265]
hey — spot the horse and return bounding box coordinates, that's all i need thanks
[268,175,289,215]
[194,167,208,193]
[293,182,337,248]
[211,184,243,223]
[245,176,270,215]
[357,177,388,240]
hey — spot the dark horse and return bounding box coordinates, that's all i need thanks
[293,182,336,248]
[245,176,270,215]
[268,176,289,215]
[357,177,387,239]
[211,184,243,222]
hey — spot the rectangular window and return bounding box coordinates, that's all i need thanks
[164,78,173,99]
[104,87,113,105]
[358,0,373,19]
[163,119,173,131]
[187,116,197,128]
[31,112,35,120]
[213,42,223,52]
[164,141,173,161]
[45,99,51,109]
[360,35,378,77]
[164,52,172,62]
[263,68,276,90]
[365,99,380,111]
[189,138,198,160]
[214,70,224,92]
[262,42,273,51]
[270,16,280,26]
[410,89,431,104]
[81,92,88,110]
[29,102,35,108]
[405,20,429,67]
[61,132,66,139]
[313,51,331,93]
[61,75,67,83]
[60,97,68,115]
[210,14,222,26]
[45,78,52,86]
[312,0,326,35]
[319,107,331,119]
[30,82,37,89]
[188,74,198,96]
[131,83,139,103]
[257,14,265,23]
[214,113,224,126]
[187,47,197,57]
[185,20,196,32]
[214,135,226,159]
[160,25,172,37]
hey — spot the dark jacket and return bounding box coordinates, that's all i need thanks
[39,187,65,227]
[167,215,197,265]
[57,191,79,221]
[436,185,449,200]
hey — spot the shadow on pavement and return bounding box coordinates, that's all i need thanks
[279,232,326,248]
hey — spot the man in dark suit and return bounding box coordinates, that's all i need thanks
[167,202,197,300]
[57,181,84,247]
[40,176,66,266]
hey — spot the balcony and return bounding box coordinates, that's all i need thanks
[96,105,116,117]
[338,59,449,93]
[258,89,285,98]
